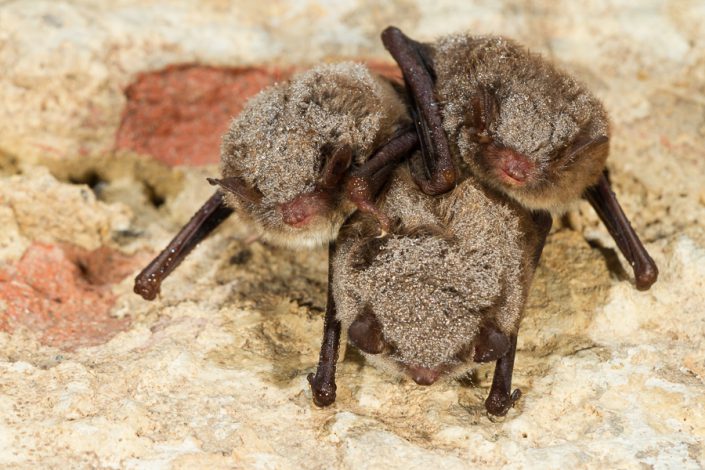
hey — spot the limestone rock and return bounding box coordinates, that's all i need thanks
[0,1,704,469]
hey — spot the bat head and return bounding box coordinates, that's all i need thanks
[217,62,408,248]
[436,35,611,212]
[474,86,610,212]
[210,143,355,249]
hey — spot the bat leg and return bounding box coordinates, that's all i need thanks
[584,171,658,290]
[530,210,553,268]
[307,243,342,407]
[134,191,234,300]
[485,334,521,417]
[482,211,551,416]
[345,128,419,233]
[381,26,457,196]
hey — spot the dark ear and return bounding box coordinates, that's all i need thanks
[207,176,263,205]
[564,135,609,163]
[348,306,386,354]
[469,88,499,143]
[481,88,499,130]
[320,145,353,189]
[473,324,510,363]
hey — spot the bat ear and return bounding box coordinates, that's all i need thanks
[348,305,385,354]
[472,324,510,363]
[470,88,499,142]
[207,176,263,204]
[482,88,499,127]
[563,134,609,162]
[320,144,353,189]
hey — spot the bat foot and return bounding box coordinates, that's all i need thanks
[485,387,521,417]
[307,372,337,407]
[133,277,159,301]
[635,262,658,291]
[346,176,392,234]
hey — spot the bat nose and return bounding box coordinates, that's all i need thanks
[280,202,315,227]
[499,151,533,183]
[486,145,535,185]
[408,365,441,386]
[279,192,327,228]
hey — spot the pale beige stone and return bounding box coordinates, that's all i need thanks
[0,1,704,469]
[0,167,131,251]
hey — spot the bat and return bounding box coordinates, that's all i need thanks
[381,26,658,291]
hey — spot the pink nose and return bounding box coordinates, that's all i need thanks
[501,155,532,182]
[280,202,315,227]
[487,145,535,185]
[279,192,327,228]
[408,366,441,386]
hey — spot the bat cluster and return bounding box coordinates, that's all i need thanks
[134,27,658,417]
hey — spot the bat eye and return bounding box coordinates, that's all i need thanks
[348,307,385,354]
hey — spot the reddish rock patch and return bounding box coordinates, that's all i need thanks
[0,243,143,350]
[116,64,295,167]
[115,61,402,167]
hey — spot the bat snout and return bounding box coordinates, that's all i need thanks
[408,365,442,386]
[500,156,533,184]
[279,192,329,228]
[484,145,535,186]
[280,204,316,228]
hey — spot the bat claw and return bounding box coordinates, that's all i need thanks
[635,262,659,291]
[307,372,337,407]
[133,276,160,301]
[485,387,522,417]
[510,388,522,402]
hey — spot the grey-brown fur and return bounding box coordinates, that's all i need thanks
[220,62,409,248]
[432,34,610,212]
[333,164,542,379]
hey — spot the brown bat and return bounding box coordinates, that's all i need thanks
[381,26,658,291]
[132,29,654,418]
[134,62,418,300]
[308,163,552,416]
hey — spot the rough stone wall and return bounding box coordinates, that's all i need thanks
[0,1,703,468]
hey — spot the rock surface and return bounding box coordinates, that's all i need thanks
[0,1,704,469]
